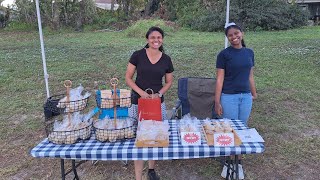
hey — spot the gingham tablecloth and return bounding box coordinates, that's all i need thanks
[31,119,265,160]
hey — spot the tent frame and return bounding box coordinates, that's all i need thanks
[35,0,230,96]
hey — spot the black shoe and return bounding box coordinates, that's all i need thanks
[148,169,160,180]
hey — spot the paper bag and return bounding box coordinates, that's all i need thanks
[138,96,162,121]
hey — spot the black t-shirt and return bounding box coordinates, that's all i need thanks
[129,48,174,104]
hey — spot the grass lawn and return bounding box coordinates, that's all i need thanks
[0,26,319,179]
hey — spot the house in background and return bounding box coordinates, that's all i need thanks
[296,0,320,22]
[95,0,119,10]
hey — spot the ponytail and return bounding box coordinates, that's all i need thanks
[241,39,246,47]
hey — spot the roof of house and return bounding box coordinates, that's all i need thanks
[296,0,320,3]
[95,0,117,3]
[95,0,119,10]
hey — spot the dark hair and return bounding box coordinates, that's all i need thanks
[144,26,165,52]
[225,24,246,47]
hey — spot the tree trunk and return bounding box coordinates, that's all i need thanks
[111,0,115,11]
[145,0,160,16]
[75,0,84,31]
[51,1,60,30]
[63,0,69,25]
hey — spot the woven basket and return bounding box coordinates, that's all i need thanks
[44,93,90,114]
[93,117,137,142]
[45,116,92,144]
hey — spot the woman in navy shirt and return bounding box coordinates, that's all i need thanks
[215,22,257,179]
[215,22,257,124]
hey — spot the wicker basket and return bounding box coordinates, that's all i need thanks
[45,116,92,144]
[44,93,90,114]
[96,91,131,109]
[93,117,137,142]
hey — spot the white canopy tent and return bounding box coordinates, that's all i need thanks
[35,0,50,98]
[225,0,230,49]
[35,0,231,98]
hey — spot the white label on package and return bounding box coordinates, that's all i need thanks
[181,132,201,146]
[214,133,235,146]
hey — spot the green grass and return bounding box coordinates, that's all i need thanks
[0,26,319,179]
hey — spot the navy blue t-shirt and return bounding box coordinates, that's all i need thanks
[216,46,254,94]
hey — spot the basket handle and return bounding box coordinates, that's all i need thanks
[110,78,119,128]
[63,80,72,126]
[110,78,119,86]
[64,80,72,88]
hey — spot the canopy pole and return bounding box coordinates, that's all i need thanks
[35,0,50,98]
[224,0,230,49]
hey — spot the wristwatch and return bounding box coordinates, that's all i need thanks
[158,92,163,98]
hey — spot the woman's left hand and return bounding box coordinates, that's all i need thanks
[252,94,257,100]
[151,93,160,99]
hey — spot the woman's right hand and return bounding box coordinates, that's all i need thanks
[139,91,151,99]
[215,102,223,117]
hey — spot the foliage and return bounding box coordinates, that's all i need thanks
[92,9,119,29]
[117,0,145,20]
[164,0,308,31]
[2,20,36,31]
[7,0,310,32]
[228,0,309,30]
[124,19,175,38]
[144,0,160,16]
[0,6,10,28]
[13,0,97,30]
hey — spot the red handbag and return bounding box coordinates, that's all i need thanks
[138,89,162,121]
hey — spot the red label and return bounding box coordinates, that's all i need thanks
[216,135,233,146]
[183,133,200,144]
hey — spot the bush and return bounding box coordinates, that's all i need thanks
[3,21,37,31]
[124,19,176,38]
[190,11,225,32]
[173,0,308,31]
[228,0,309,31]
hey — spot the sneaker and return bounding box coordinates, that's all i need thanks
[221,164,244,180]
[235,164,244,179]
[148,169,160,180]
[221,165,229,178]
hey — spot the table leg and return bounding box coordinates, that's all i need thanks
[226,157,232,180]
[224,156,240,180]
[60,159,83,180]
[121,160,128,166]
[234,155,239,180]
[72,160,80,180]
[61,159,66,180]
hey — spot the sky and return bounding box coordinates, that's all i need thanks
[1,0,15,7]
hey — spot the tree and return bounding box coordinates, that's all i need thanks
[144,0,160,16]
[168,0,308,31]
[13,0,97,30]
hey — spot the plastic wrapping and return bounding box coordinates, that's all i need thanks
[57,85,91,112]
[46,111,94,144]
[136,121,170,141]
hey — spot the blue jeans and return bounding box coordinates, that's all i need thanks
[220,93,253,125]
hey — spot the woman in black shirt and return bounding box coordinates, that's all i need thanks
[125,26,174,180]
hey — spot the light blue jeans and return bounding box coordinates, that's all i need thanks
[221,93,253,125]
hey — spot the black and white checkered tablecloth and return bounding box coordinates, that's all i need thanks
[31,119,265,160]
